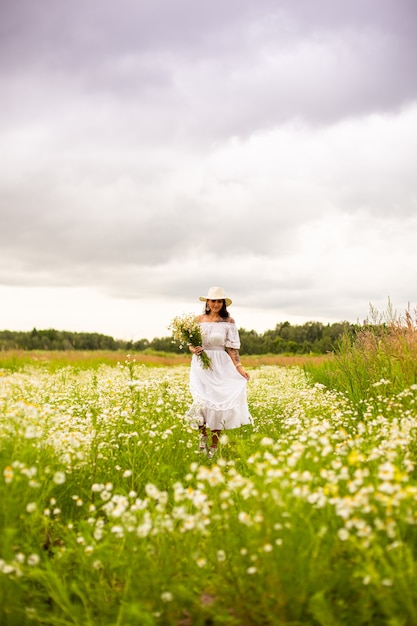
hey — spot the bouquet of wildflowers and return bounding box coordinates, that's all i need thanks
[168,313,211,369]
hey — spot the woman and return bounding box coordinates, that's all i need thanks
[187,286,253,458]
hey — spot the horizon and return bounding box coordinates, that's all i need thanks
[0,306,390,343]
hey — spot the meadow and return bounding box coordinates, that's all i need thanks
[1,311,417,625]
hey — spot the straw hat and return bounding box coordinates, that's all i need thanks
[199,286,232,306]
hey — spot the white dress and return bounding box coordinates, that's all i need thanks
[187,321,253,430]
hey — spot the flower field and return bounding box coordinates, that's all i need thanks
[1,356,417,625]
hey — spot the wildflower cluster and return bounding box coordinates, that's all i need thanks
[168,312,211,369]
[1,362,417,624]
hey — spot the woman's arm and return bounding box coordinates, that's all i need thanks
[225,347,250,380]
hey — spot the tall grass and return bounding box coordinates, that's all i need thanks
[305,303,417,408]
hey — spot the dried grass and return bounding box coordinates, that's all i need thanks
[356,305,417,377]
[0,349,333,371]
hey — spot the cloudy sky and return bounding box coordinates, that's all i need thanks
[1,0,416,340]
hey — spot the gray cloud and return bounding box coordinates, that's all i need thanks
[1,0,416,129]
[1,105,417,285]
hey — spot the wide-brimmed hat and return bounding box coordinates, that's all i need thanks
[199,286,232,306]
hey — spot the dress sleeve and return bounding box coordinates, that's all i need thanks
[225,322,241,349]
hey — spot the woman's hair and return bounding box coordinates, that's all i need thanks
[204,300,230,318]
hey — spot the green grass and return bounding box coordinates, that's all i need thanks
[1,335,417,624]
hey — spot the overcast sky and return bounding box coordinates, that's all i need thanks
[1,0,416,340]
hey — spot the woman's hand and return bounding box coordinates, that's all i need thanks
[190,345,203,356]
[236,364,250,380]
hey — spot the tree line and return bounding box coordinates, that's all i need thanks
[0,321,356,354]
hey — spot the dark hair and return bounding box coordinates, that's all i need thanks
[204,299,230,318]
